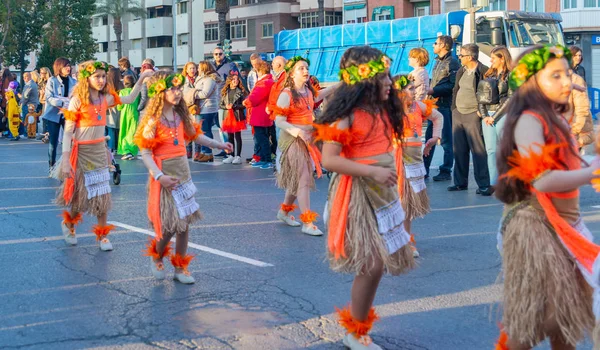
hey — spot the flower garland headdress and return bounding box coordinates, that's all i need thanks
[394,75,410,90]
[148,73,184,98]
[509,44,572,90]
[79,61,110,79]
[284,56,310,73]
[339,55,391,85]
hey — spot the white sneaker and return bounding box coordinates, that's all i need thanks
[150,259,166,280]
[412,246,420,258]
[222,156,234,164]
[61,221,77,246]
[174,271,195,284]
[302,223,324,236]
[277,210,301,227]
[342,334,382,350]
[232,156,242,165]
[99,237,113,251]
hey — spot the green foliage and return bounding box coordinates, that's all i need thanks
[2,0,46,71]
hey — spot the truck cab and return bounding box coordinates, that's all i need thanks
[461,11,565,67]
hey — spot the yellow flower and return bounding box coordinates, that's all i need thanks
[342,71,351,84]
[382,56,391,69]
[86,65,96,73]
[357,64,372,79]
[155,81,167,93]
[171,75,182,86]
[549,46,563,58]
[513,63,529,81]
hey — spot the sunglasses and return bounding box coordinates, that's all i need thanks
[214,52,223,56]
[458,54,471,58]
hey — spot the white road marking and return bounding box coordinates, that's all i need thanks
[109,221,274,267]
[430,203,502,211]
[0,230,131,245]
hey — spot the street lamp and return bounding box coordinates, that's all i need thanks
[172,0,179,72]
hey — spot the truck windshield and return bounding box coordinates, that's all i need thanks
[509,20,565,47]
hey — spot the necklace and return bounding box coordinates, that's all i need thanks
[91,95,102,121]
[163,113,180,146]
[407,103,419,138]
[298,89,312,111]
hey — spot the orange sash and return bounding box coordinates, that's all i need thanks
[63,137,106,204]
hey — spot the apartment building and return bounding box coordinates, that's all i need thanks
[92,0,204,69]
[202,0,343,60]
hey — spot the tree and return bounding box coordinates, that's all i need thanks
[317,0,324,27]
[37,0,97,70]
[95,0,145,59]
[2,0,46,84]
[215,0,229,46]
[0,0,11,68]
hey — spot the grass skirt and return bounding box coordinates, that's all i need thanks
[149,156,203,235]
[401,175,430,221]
[326,175,415,276]
[501,204,594,346]
[276,133,315,195]
[53,143,111,217]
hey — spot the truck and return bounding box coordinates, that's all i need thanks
[273,10,565,84]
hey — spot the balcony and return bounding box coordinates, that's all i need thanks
[146,17,174,37]
[95,52,109,62]
[145,47,174,67]
[176,14,188,34]
[92,26,109,43]
[129,19,143,39]
[176,46,189,66]
[128,49,143,67]
[561,8,600,31]
[145,0,171,8]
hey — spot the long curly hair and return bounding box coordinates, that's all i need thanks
[495,46,579,204]
[283,60,316,105]
[318,46,405,141]
[140,70,196,136]
[221,73,246,98]
[72,60,109,106]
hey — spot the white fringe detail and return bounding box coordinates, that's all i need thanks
[409,178,427,193]
[84,167,111,186]
[50,156,64,180]
[142,118,157,140]
[172,179,200,219]
[323,200,329,226]
[275,149,282,173]
[404,162,427,179]
[374,199,406,234]
[381,223,411,254]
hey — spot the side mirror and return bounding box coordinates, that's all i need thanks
[450,25,462,40]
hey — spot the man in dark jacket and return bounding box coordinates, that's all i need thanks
[448,43,492,195]
[424,35,460,181]
[210,47,239,154]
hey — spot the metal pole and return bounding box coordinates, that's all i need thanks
[469,7,476,43]
[172,0,177,72]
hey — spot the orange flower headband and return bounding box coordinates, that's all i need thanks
[339,56,391,85]
[148,74,184,98]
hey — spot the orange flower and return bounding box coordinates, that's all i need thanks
[342,70,351,84]
[171,75,182,86]
[548,46,563,58]
[357,64,371,79]
[155,81,167,93]
[513,63,529,81]
[382,56,391,69]
[85,65,96,73]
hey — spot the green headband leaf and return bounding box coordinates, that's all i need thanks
[508,44,572,90]
[79,61,110,79]
[148,73,185,98]
[394,75,410,90]
[284,56,310,73]
[339,55,391,85]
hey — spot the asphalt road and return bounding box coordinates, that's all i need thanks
[0,131,598,350]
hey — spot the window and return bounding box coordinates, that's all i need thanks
[482,0,506,10]
[230,20,246,39]
[177,1,188,14]
[178,33,189,46]
[147,6,172,18]
[414,6,430,17]
[522,0,544,12]
[229,0,239,5]
[131,39,142,50]
[242,0,259,4]
[584,0,598,7]
[205,0,215,9]
[300,11,318,28]
[147,36,173,48]
[375,10,391,21]
[93,16,108,27]
[262,22,273,38]
[563,0,576,8]
[325,11,343,26]
[205,23,219,42]
[98,42,108,52]
[476,17,507,49]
